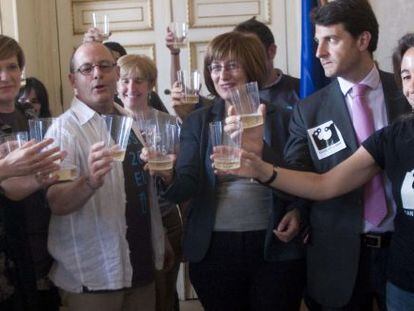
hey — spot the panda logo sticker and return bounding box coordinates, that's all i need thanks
[307,121,347,160]
[400,169,414,217]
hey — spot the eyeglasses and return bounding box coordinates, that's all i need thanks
[208,61,241,75]
[18,98,39,105]
[75,61,116,76]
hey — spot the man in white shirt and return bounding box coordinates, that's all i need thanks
[46,42,164,311]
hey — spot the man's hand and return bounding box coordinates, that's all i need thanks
[273,208,301,243]
[87,142,113,189]
[83,27,109,43]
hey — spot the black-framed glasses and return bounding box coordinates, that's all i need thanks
[75,61,116,76]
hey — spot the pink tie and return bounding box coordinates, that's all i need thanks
[351,84,387,226]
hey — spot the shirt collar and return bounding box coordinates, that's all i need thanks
[337,65,380,96]
[71,97,133,123]
[71,97,118,125]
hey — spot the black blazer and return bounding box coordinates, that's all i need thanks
[284,71,410,307]
[164,97,304,263]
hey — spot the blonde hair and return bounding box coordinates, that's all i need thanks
[117,54,157,88]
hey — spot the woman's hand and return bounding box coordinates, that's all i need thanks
[225,104,266,156]
[212,149,274,182]
[140,147,176,184]
[0,139,66,181]
[171,81,195,121]
[34,169,60,189]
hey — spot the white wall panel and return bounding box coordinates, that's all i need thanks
[72,0,153,34]
[188,0,270,27]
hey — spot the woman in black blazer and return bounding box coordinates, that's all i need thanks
[148,31,305,310]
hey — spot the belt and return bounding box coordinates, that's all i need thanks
[361,232,392,248]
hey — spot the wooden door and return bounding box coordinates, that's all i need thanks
[54,0,300,112]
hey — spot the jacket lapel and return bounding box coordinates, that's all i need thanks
[263,101,276,146]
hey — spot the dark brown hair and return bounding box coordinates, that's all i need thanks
[203,31,267,97]
[392,33,414,88]
[234,17,274,50]
[311,0,378,54]
[0,35,25,69]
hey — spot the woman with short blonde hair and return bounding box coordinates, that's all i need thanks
[118,54,157,89]
[117,53,181,311]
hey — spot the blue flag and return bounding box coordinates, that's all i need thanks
[300,0,330,98]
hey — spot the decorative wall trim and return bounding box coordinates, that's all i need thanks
[124,43,156,62]
[72,0,153,34]
[188,0,270,28]
[189,40,208,70]
[189,40,209,95]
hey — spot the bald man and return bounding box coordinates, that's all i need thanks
[46,42,165,311]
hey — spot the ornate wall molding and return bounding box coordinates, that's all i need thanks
[72,0,153,34]
[189,40,208,70]
[189,40,209,95]
[188,0,270,28]
[124,43,156,61]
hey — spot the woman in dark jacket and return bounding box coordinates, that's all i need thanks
[152,31,305,311]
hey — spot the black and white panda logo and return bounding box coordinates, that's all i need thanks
[308,120,347,160]
[312,122,340,151]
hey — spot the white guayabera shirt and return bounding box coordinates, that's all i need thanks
[47,98,164,293]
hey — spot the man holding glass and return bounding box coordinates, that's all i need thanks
[46,42,166,311]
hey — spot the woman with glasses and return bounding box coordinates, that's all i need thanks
[146,31,305,310]
[17,77,51,118]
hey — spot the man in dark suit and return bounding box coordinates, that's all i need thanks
[284,0,410,310]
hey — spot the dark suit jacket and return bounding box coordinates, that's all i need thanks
[284,71,410,307]
[164,97,304,263]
